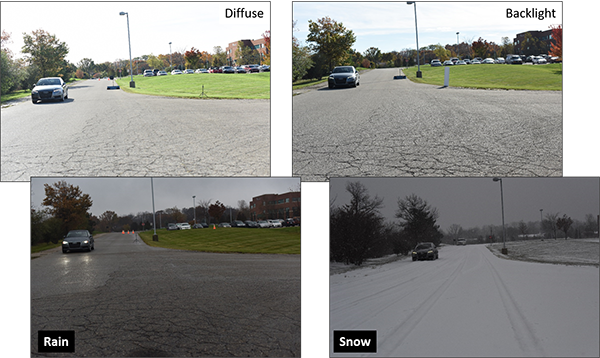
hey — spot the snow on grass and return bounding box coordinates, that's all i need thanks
[487,238,599,267]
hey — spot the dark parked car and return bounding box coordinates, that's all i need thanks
[221,66,236,74]
[231,220,246,227]
[31,77,68,104]
[244,220,258,228]
[328,66,360,89]
[506,55,523,65]
[412,242,438,261]
[62,230,94,253]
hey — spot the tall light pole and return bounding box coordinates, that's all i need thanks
[151,178,158,241]
[169,42,172,68]
[456,32,460,57]
[407,2,421,78]
[540,209,543,236]
[493,177,507,254]
[192,195,196,225]
[119,12,135,88]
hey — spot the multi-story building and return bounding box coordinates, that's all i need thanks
[249,192,300,221]
[225,38,268,65]
[513,30,554,56]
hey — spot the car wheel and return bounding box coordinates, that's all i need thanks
[412,257,416,261]
[328,83,334,89]
[62,249,67,253]
[32,98,37,104]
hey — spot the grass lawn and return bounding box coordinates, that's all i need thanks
[116,72,270,99]
[31,242,62,254]
[403,63,562,90]
[292,67,370,90]
[1,78,83,103]
[138,227,300,254]
[1,89,31,103]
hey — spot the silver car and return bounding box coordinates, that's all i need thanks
[31,77,68,104]
[62,230,94,253]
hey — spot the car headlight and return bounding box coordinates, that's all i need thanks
[412,252,416,255]
[53,88,62,94]
[329,75,334,79]
[62,241,68,245]
[83,240,89,244]
[428,250,433,253]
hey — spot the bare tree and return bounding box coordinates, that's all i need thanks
[543,212,560,239]
[556,214,573,239]
[447,224,463,245]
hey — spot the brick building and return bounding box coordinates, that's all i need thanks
[513,30,554,55]
[225,38,268,65]
[249,191,300,220]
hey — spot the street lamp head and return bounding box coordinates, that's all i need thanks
[407,1,414,4]
[493,177,501,182]
[119,11,127,16]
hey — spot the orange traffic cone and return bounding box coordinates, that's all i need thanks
[213,225,216,229]
[132,230,135,234]
[127,230,130,234]
[122,230,124,234]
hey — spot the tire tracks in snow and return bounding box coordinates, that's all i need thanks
[330,254,458,320]
[377,256,469,355]
[482,251,546,357]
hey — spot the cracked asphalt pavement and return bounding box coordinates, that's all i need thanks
[293,68,562,181]
[1,79,269,181]
[31,233,300,357]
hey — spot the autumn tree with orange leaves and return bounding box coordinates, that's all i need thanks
[42,180,93,235]
[548,25,562,60]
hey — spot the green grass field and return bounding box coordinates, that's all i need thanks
[116,72,270,99]
[138,227,300,254]
[403,63,562,90]
[31,241,62,254]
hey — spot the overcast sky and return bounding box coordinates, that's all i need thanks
[31,177,299,217]
[1,1,270,64]
[293,1,562,53]
[330,177,599,231]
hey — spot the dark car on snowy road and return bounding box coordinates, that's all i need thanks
[412,242,438,261]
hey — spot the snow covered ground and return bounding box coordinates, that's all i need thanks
[487,238,599,267]
[330,244,599,357]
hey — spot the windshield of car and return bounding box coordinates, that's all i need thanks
[66,230,88,237]
[37,78,61,86]
[416,244,433,250]
[333,67,353,73]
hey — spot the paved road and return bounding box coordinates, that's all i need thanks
[1,79,269,181]
[31,233,300,357]
[330,244,599,357]
[293,68,562,181]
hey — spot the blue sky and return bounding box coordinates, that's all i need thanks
[293,1,562,54]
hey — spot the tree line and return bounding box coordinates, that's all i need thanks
[2,28,270,96]
[31,181,259,246]
[331,181,598,266]
[330,181,443,266]
[293,17,562,81]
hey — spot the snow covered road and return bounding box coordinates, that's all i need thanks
[330,244,599,357]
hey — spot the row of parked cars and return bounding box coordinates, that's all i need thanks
[167,218,299,230]
[143,64,269,77]
[430,54,559,67]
